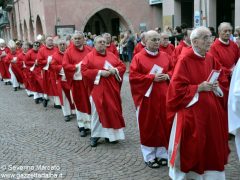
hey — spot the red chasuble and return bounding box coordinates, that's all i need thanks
[25,49,43,93]
[167,48,229,174]
[63,45,92,113]
[133,42,145,56]
[129,49,172,147]
[17,52,29,89]
[0,47,11,79]
[37,46,58,96]
[209,38,239,78]
[160,43,175,56]
[51,51,74,109]
[106,43,119,58]
[172,40,189,68]
[5,52,23,84]
[81,48,126,129]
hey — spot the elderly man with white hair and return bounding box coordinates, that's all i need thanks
[0,38,11,84]
[167,26,229,180]
[130,30,172,168]
[5,40,23,91]
[63,31,92,137]
[159,32,175,56]
[81,35,126,147]
[51,39,75,122]
[210,22,239,80]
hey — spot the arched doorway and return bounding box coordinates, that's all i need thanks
[29,19,34,41]
[36,15,43,36]
[23,20,28,41]
[84,8,129,36]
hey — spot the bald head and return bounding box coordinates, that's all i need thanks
[145,30,160,52]
[218,22,232,42]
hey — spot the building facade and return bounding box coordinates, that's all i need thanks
[0,0,239,42]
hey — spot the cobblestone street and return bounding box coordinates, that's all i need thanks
[0,75,239,180]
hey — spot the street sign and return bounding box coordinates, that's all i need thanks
[194,11,200,28]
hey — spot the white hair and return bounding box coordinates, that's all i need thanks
[190,26,211,45]
[145,30,159,41]
[0,38,5,44]
[93,35,104,45]
[218,22,232,32]
[8,40,16,49]
[73,30,84,37]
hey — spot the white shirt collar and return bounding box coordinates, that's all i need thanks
[141,41,145,46]
[145,48,158,56]
[219,38,229,45]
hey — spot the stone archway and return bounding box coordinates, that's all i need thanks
[36,15,43,36]
[83,7,132,36]
[23,20,28,41]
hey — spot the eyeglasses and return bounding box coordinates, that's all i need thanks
[150,38,160,42]
[98,40,106,44]
[74,37,82,40]
[33,44,40,47]
[59,43,66,46]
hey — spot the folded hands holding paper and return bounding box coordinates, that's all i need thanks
[102,60,121,81]
[197,69,220,92]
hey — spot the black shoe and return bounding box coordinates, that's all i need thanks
[28,94,34,97]
[43,99,49,107]
[105,138,110,143]
[110,140,119,144]
[64,116,71,122]
[54,104,62,109]
[35,98,40,104]
[79,127,87,137]
[14,87,18,91]
[4,82,7,85]
[90,137,100,147]
[8,82,12,85]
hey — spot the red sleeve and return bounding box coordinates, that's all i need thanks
[25,52,34,67]
[37,48,47,67]
[129,55,155,107]
[51,54,62,73]
[81,53,99,94]
[166,57,198,112]
[62,50,75,72]
[112,44,119,58]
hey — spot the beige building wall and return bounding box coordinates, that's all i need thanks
[13,0,163,41]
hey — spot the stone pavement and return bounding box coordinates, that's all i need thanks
[0,75,239,180]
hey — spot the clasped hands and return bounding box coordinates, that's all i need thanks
[198,81,219,92]
[153,73,169,82]
[101,68,117,77]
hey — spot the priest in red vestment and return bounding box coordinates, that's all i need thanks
[5,40,23,91]
[133,32,146,56]
[167,26,229,179]
[102,33,119,58]
[51,39,75,122]
[25,41,44,104]
[37,36,59,107]
[81,35,126,147]
[17,42,32,96]
[209,22,239,80]
[159,32,175,56]
[172,29,192,69]
[129,30,172,168]
[63,31,92,137]
[0,39,11,84]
